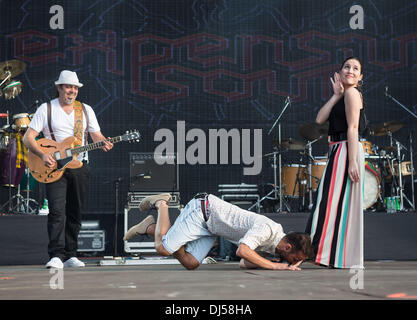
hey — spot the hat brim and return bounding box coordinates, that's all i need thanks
[55,81,83,88]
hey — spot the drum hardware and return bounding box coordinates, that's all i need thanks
[250,97,291,213]
[409,131,415,210]
[383,87,417,211]
[298,122,329,144]
[272,138,305,151]
[249,150,291,212]
[298,122,329,210]
[0,60,26,100]
[0,136,37,214]
[0,169,38,214]
[370,121,403,136]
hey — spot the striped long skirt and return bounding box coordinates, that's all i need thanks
[305,140,365,269]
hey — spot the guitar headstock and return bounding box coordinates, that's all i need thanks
[123,130,141,143]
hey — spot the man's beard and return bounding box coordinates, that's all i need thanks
[63,96,75,105]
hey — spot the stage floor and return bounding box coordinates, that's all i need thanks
[0,260,416,301]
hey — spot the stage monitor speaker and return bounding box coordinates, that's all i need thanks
[129,152,179,192]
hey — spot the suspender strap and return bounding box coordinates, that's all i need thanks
[47,102,56,141]
[81,102,89,144]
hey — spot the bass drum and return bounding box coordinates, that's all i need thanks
[281,164,306,197]
[364,161,381,209]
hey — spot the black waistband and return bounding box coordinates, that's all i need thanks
[193,192,208,199]
[330,133,364,142]
[330,132,347,142]
[194,193,209,221]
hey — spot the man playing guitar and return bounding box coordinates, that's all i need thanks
[23,70,113,269]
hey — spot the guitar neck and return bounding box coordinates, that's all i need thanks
[71,136,121,155]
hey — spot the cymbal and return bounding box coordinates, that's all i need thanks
[370,121,403,136]
[382,146,397,152]
[299,122,329,142]
[272,138,305,150]
[0,59,26,79]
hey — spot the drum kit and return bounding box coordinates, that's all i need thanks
[250,97,416,213]
[254,119,416,213]
[0,59,39,214]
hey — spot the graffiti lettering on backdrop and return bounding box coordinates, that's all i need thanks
[7,30,417,104]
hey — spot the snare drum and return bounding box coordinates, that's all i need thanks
[364,161,381,209]
[13,113,31,131]
[281,164,306,197]
[360,139,374,155]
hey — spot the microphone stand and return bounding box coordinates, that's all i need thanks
[385,88,417,120]
[268,97,291,213]
[113,177,122,257]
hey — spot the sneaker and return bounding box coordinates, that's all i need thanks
[46,257,64,269]
[123,215,155,241]
[63,257,85,268]
[139,193,171,211]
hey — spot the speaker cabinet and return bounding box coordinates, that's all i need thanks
[129,153,178,192]
[124,202,181,253]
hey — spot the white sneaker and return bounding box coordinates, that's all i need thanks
[46,257,64,269]
[63,257,85,268]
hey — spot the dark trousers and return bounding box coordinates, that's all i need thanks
[45,163,90,261]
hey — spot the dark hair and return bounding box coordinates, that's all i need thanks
[340,56,363,74]
[283,232,315,260]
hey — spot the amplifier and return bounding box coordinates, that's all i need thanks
[129,152,179,192]
[218,183,260,212]
[127,192,181,207]
[124,202,181,254]
[77,230,105,252]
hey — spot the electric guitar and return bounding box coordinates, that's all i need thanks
[28,130,141,183]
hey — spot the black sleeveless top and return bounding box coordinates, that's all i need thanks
[328,88,367,136]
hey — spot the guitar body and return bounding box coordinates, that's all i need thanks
[28,137,83,184]
[27,130,140,184]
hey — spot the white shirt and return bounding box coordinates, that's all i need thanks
[206,195,285,255]
[29,98,101,161]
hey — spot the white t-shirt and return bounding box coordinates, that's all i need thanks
[29,98,101,161]
[206,195,285,255]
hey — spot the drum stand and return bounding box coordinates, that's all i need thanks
[250,97,292,213]
[248,150,291,212]
[298,139,321,211]
[385,87,417,210]
[387,133,413,211]
[1,168,38,214]
[409,132,415,210]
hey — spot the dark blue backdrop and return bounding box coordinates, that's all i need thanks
[1,0,416,213]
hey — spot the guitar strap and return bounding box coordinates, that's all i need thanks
[73,101,84,147]
[47,102,56,141]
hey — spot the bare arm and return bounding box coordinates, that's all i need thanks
[344,87,362,183]
[316,72,344,124]
[236,244,300,271]
[89,131,113,152]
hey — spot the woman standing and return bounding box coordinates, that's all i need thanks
[305,57,366,269]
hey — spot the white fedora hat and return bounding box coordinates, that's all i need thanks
[55,70,83,87]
